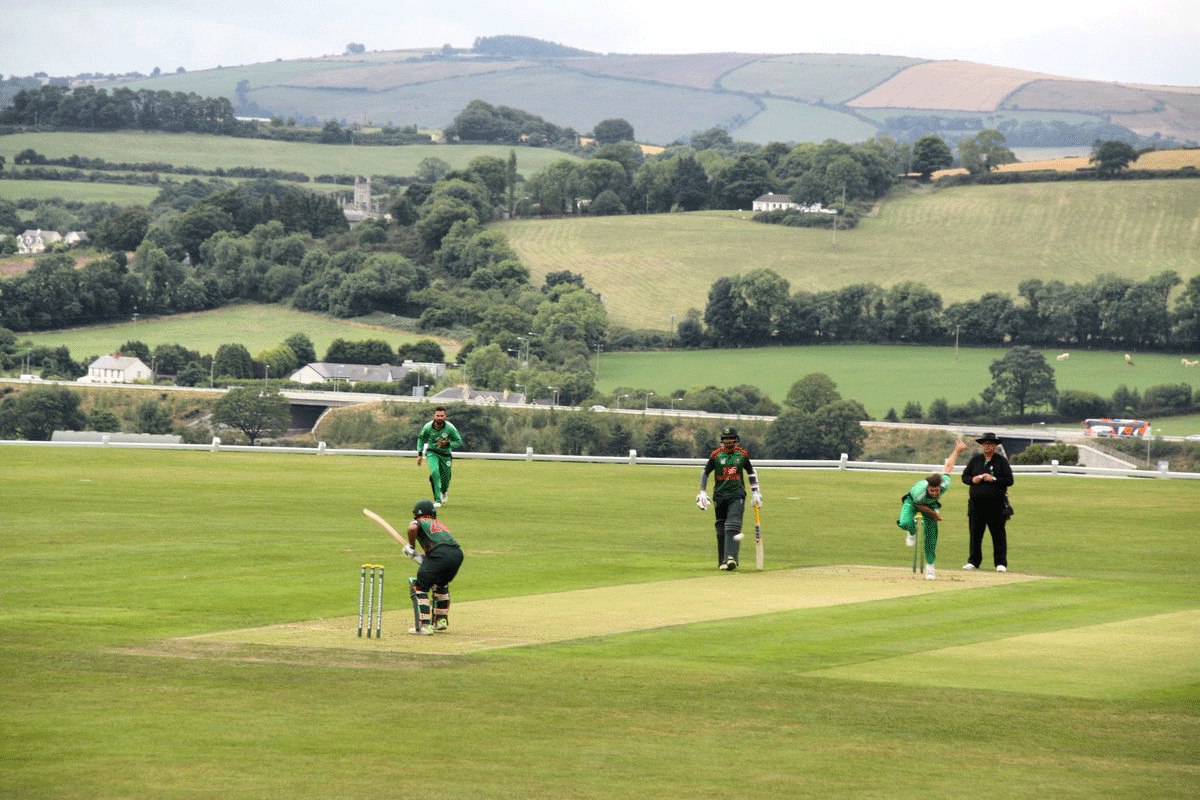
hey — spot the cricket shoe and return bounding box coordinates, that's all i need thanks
[924,564,936,581]
[440,493,448,505]
[724,557,738,571]
[905,534,916,547]
[408,626,433,636]
[996,565,1007,573]
[432,619,448,631]
[433,501,442,508]
[962,563,977,570]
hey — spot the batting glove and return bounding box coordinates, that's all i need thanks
[695,491,710,510]
[752,490,763,508]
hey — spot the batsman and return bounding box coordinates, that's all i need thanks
[403,498,465,635]
[415,406,463,507]
[695,426,762,571]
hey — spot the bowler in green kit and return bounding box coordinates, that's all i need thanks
[416,406,463,507]
[695,427,762,571]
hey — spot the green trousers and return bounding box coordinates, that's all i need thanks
[426,452,452,499]
[897,500,939,565]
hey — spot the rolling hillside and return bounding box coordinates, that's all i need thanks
[497,180,1200,331]
[98,44,1200,147]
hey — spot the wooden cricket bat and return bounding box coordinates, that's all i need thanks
[754,504,764,571]
[362,507,406,545]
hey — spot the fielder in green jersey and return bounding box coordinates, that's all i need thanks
[416,406,463,506]
[696,426,762,571]
[404,498,464,635]
[896,439,967,580]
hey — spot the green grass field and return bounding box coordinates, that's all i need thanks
[0,132,581,184]
[2,446,1197,799]
[497,180,1200,330]
[16,303,446,363]
[597,344,1200,433]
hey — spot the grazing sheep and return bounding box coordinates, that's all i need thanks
[1125,354,1134,365]
[1056,353,1070,361]
[1184,358,1199,367]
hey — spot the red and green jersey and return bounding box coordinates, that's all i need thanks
[414,516,459,553]
[703,445,755,501]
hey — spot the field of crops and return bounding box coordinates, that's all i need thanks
[0,132,580,182]
[3,446,1197,799]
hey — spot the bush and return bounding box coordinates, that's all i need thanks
[1011,442,1079,466]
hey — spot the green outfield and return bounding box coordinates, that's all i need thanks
[2,446,1196,799]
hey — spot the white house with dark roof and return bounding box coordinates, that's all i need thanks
[751,194,836,214]
[287,360,446,387]
[80,354,152,384]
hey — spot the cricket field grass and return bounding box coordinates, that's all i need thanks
[2,445,1197,799]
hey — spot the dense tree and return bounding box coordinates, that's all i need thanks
[984,346,1057,418]
[911,135,953,179]
[559,412,603,455]
[1090,140,1139,175]
[785,373,841,412]
[284,332,317,365]
[592,118,635,144]
[212,342,254,380]
[957,130,1017,174]
[134,398,175,434]
[0,385,86,440]
[210,385,289,444]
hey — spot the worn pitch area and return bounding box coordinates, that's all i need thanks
[185,565,1044,656]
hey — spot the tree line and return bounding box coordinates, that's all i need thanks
[689,269,1200,351]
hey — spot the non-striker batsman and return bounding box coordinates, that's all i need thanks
[695,426,762,571]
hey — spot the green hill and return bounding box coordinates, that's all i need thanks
[497,179,1200,331]
[98,46,1199,147]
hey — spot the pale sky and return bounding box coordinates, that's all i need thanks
[4,0,1197,87]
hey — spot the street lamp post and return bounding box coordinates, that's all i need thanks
[618,394,629,409]
[547,386,558,406]
[645,391,654,411]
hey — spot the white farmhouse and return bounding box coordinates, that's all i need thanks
[750,194,836,214]
[80,353,152,384]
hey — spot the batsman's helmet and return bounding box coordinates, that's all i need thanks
[720,426,739,441]
[412,499,437,517]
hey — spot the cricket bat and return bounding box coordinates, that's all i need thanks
[362,507,406,546]
[754,504,764,571]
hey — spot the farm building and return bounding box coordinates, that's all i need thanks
[79,354,152,384]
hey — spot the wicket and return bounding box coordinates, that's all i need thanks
[357,564,384,638]
[911,518,925,574]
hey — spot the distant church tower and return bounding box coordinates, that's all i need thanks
[353,176,372,210]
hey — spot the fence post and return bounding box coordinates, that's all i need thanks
[317,441,326,454]
[211,436,221,452]
[1051,459,1058,475]
[629,449,637,465]
[526,446,534,461]
[839,453,848,470]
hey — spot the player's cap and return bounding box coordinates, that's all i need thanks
[720,426,739,440]
[412,499,437,517]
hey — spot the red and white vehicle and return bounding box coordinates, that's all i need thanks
[1083,418,1150,438]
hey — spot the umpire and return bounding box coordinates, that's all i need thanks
[960,433,1014,572]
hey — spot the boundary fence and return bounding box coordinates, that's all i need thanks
[3,437,1196,480]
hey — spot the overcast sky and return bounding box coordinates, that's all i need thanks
[4,0,1197,87]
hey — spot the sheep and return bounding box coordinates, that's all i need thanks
[1183,358,1199,368]
[1056,353,1070,361]
[1125,354,1134,365]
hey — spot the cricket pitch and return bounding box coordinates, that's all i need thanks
[185,565,1045,656]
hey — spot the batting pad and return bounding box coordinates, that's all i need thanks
[181,565,1043,655]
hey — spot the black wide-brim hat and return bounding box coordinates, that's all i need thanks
[976,432,1001,444]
